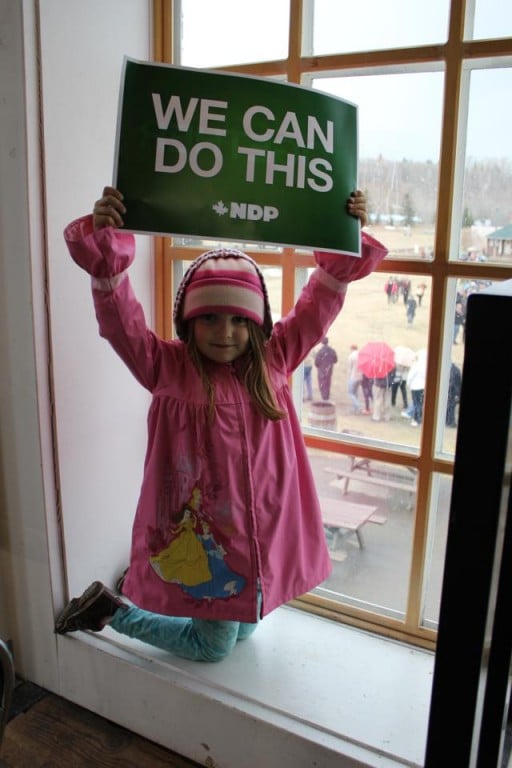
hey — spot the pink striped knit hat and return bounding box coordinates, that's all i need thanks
[173,248,273,341]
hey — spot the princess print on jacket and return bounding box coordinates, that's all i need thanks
[149,487,246,601]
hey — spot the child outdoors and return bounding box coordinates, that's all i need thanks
[55,186,387,661]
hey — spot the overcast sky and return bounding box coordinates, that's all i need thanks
[180,0,512,162]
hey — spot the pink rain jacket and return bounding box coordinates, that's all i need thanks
[64,215,387,623]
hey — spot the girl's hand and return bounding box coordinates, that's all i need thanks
[93,186,126,231]
[346,190,368,228]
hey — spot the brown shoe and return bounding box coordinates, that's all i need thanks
[54,581,124,635]
[115,567,129,595]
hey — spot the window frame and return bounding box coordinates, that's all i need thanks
[150,0,512,649]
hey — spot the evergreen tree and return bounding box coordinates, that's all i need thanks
[402,193,415,225]
[462,207,474,227]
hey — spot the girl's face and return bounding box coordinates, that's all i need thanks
[193,314,250,363]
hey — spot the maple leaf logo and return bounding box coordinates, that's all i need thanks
[212,200,228,216]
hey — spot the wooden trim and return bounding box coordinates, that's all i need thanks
[291,594,437,652]
[152,0,173,63]
[154,0,512,647]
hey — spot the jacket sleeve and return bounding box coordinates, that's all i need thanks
[63,215,161,392]
[271,232,388,374]
[314,231,388,284]
[63,215,135,278]
[271,268,347,375]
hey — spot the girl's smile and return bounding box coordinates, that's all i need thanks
[193,313,250,363]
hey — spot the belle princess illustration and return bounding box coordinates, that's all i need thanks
[149,488,245,599]
[149,506,211,587]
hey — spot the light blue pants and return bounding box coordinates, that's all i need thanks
[109,602,260,662]
[348,379,361,412]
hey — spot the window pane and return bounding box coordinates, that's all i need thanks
[311,72,442,259]
[469,0,512,40]
[163,0,512,648]
[437,277,495,456]
[437,353,464,456]
[310,0,450,55]
[297,271,433,451]
[308,449,417,620]
[178,0,289,68]
[455,66,512,267]
[261,265,283,322]
[420,473,452,629]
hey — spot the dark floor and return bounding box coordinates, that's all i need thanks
[2,677,512,767]
[7,678,47,720]
[1,678,201,768]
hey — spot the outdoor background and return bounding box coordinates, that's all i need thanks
[263,222,465,454]
[258,226,463,625]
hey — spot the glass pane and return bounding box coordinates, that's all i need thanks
[312,72,442,260]
[437,356,463,455]
[297,271,431,450]
[261,265,283,322]
[178,0,289,68]
[438,277,496,456]
[455,66,512,267]
[308,449,417,620]
[310,0,450,55]
[420,473,452,629]
[469,0,512,40]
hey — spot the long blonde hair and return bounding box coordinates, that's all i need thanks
[186,320,286,423]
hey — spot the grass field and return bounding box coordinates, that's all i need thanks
[314,270,461,442]
[265,243,465,455]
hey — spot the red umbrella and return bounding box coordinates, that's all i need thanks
[357,341,395,379]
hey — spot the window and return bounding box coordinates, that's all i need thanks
[153,0,512,649]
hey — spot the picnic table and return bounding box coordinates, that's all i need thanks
[320,497,380,550]
[323,460,417,508]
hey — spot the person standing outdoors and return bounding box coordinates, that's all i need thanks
[347,344,362,413]
[446,362,462,427]
[406,350,427,427]
[303,354,313,401]
[360,374,373,414]
[372,368,394,422]
[391,364,409,410]
[453,301,465,344]
[416,282,426,306]
[406,295,417,325]
[315,337,338,401]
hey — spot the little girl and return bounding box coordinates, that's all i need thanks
[55,186,387,661]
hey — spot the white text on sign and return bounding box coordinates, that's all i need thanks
[152,94,334,191]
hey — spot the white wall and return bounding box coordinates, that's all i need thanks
[0,0,152,672]
[40,0,153,599]
[0,0,44,645]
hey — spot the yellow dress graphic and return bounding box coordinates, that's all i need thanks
[150,509,211,586]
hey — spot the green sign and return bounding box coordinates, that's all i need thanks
[114,57,360,255]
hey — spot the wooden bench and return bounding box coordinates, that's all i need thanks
[320,497,379,550]
[324,465,417,499]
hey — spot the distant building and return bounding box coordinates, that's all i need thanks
[486,224,512,259]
